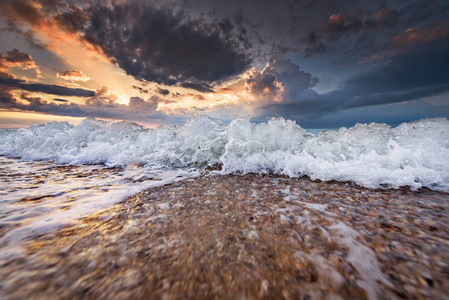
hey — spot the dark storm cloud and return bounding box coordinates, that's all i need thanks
[322,8,400,40]
[239,59,318,102]
[303,32,326,58]
[54,4,89,33]
[1,0,448,128]
[2,2,446,85]
[3,0,447,81]
[324,13,362,39]
[338,38,449,109]
[1,1,251,88]
[303,43,326,58]
[172,0,414,60]
[402,0,449,25]
[363,8,400,29]
[301,1,449,59]
[0,77,95,97]
[77,2,250,87]
[272,60,318,93]
[257,37,449,124]
[179,82,214,93]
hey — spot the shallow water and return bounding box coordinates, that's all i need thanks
[0,156,197,262]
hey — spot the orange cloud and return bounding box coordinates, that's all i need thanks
[0,49,42,78]
[57,70,91,82]
[359,23,449,64]
[244,67,284,102]
[207,64,286,107]
[0,0,48,28]
[328,14,344,26]
[392,23,449,49]
[0,0,109,62]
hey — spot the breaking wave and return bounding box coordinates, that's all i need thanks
[1,116,448,191]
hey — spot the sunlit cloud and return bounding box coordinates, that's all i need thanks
[57,70,91,82]
[0,0,448,128]
[392,23,449,49]
[0,48,41,79]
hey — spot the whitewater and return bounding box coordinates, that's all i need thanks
[0,115,448,262]
[1,115,448,191]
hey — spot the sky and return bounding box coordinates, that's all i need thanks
[0,0,448,128]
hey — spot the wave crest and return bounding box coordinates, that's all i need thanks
[1,116,448,191]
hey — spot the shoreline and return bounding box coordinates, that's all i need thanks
[1,173,448,299]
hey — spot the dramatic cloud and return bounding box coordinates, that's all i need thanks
[0,0,47,27]
[301,3,446,60]
[324,14,361,39]
[303,32,326,58]
[265,59,319,101]
[0,77,95,97]
[57,70,91,82]
[235,59,318,103]
[76,2,250,89]
[0,86,16,107]
[323,8,400,40]
[54,4,89,33]
[1,0,448,128]
[340,39,449,109]
[0,49,41,78]
[0,87,183,124]
[364,8,400,28]
[391,23,449,50]
[212,59,319,108]
[257,37,449,125]
[244,67,284,102]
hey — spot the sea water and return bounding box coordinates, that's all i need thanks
[1,115,447,191]
[0,116,448,261]
[0,156,197,262]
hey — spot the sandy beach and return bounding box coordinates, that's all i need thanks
[1,0,449,298]
[1,173,448,300]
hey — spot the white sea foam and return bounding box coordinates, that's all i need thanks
[1,115,448,191]
[0,156,197,263]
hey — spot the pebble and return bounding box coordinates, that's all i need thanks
[0,173,448,299]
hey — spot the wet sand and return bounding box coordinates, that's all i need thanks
[1,174,448,299]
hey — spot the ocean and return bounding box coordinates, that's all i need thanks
[0,115,448,298]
